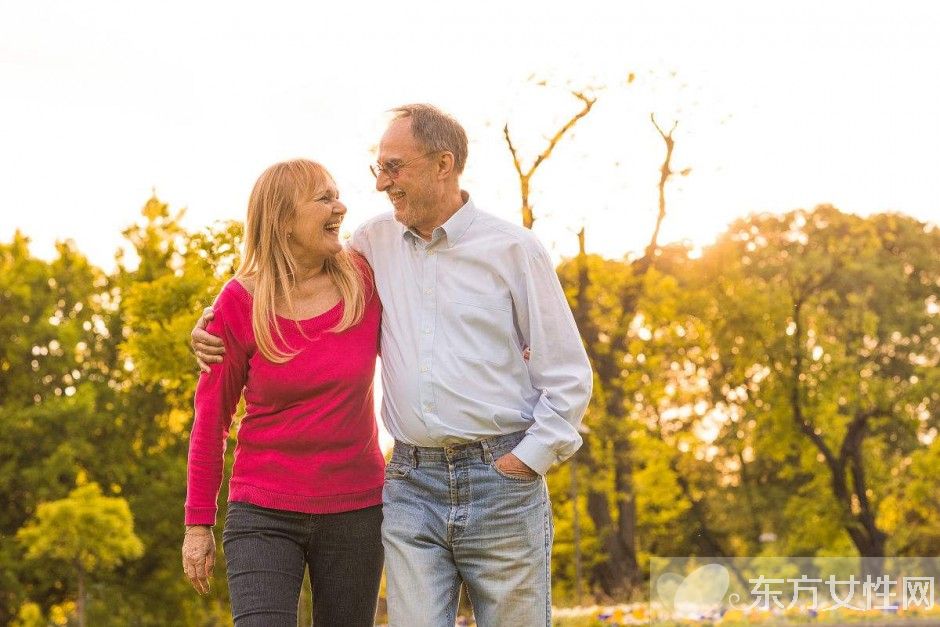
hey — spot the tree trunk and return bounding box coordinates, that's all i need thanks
[614,444,641,590]
[570,455,583,605]
[75,561,86,627]
[580,436,640,598]
[571,228,641,597]
[585,485,634,595]
[520,179,533,229]
[789,300,889,562]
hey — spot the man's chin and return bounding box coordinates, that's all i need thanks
[393,207,411,225]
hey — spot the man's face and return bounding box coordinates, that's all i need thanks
[374,118,438,230]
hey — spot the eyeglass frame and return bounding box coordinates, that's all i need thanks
[369,151,441,179]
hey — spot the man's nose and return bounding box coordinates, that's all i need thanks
[374,171,391,192]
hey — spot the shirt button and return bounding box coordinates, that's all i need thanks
[420,365,429,373]
[427,250,435,256]
[423,328,431,334]
[424,288,432,295]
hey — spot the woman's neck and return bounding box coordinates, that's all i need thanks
[291,256,328,283]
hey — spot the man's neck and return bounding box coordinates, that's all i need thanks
[414,189,467,240]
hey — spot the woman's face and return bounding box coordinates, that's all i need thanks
[287,179,346,262]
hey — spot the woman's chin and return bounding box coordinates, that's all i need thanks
[320,232,341,249]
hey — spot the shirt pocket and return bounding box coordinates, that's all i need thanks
[444,293,513,364]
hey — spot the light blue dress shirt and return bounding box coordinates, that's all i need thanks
[352,193,592,475]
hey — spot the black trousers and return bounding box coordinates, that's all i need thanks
[222,501,384,627]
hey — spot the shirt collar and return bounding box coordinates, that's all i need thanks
[402,190,477,248]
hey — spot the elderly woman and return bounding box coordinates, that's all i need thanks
[181,159,384,626]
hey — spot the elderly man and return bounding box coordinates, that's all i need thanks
[192,104,592,626]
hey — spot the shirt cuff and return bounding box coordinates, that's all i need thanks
[510,435,557,476]
[184,506,217,527]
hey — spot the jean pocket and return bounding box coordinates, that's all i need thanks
[385,462,412,480]
[490,462,540,482]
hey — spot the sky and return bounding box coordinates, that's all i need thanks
[2,0,939,271]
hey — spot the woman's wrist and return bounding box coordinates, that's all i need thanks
[184,524,212,534]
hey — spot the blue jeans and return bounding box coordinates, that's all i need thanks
[382,431,553,627]
[222,501,383,626]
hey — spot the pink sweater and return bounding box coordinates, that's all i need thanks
[185,262,384,525]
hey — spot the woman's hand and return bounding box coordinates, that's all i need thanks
[182,525,216,595]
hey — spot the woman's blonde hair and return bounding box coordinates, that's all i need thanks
[236,159,366,363]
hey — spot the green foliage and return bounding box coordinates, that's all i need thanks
[0,233,104,406]
[16,483,143,626]
[17,482,143,571]
[880,438,940,555]
[10,602,44,627]
[553,205,938,599]
[548,461,603,604]
[633,433,691,559]
[2,199,937,620]
[0,194,240,625]
[692,206,939,558]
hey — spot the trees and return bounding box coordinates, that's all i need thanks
[0,194,240,625]
[501,79,702,598]
[0,234,110,624]
[3,189,937,617]
[16,483,143,627]
[695,206,939,561]
[547,205,940,600]
[106,194,240,625]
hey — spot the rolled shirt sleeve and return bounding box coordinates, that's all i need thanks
[509,238,593,475]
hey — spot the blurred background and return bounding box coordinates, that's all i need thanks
[1,1,937,625]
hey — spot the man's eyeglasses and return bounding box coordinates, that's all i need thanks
[369,151,437,179]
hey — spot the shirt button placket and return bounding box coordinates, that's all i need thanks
[418,245,438,419]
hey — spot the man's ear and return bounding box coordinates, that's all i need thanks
[436,152,455,180]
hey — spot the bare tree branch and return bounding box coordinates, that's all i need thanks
[646,113,681,260]
[502,124,524,179]
[503,90,597,229]
[529,91,596,173]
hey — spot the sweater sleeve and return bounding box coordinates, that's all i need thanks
[184,283,251,525]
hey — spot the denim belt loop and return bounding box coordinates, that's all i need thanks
[480,439,493,464]
[411,445,419,467]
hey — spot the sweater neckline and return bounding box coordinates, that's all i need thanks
[228,278,344,326]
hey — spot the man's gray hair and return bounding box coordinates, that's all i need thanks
[390,104,468,175]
